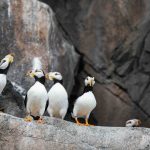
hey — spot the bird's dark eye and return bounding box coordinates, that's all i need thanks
[55,73,59,75]
[35,70,42,73]
[2,60,6,63]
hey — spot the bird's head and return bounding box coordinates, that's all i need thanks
[46,72,62,82]
[27,69,45,79]
[126,119,141,127]
[85,76,95,87]
[0,53,15,69]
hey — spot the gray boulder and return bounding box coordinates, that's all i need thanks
[0,0,79,95]
[0,0,79,117]
[0,113,150,150]
[44,0,150,127]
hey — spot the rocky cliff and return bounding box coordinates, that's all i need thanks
[0,0,150,127]
[0,113,150,150]
[0,0,79,118]
[40,0,150,126]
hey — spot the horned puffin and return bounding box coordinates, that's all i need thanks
[0,53,14,95]
[46,72,68,119]
[72,76,96,126]
[24,58,48,123]
[126,119,141,127]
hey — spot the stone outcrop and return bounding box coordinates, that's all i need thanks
[0,0,79,95]
[41,0,150,127]
[0,113,150,150]
[0,0,150,127]
[0,0,79,117]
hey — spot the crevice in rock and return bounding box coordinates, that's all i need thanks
[103,85,132,107]
[137,29,150,69]
[127,93,150,118]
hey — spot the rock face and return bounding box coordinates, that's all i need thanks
[40,0,150,127]
[0,81,25,118]
[0,0,79,94]
[0,0,79,116]
[0,0,150,127]
[0,113,150,150]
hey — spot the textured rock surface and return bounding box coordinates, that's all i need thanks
[0,0,79,116]
[0,113,150,150]
[0,0,150,127]
[41,0,150,127]
[0,81,25,118]
[0,0,79,94]
[0,114,150,150]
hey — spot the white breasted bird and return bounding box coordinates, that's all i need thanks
[24,58,48,123]
[126,119,141,127]
[0,53,14,95]
[72,76,96,126]
[46,72,68,119]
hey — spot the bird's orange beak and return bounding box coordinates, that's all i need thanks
[9,53,15,57]
[5,53,15,63]
[45,73,49,79]
[26,70,35,78]
[46,72,54,80]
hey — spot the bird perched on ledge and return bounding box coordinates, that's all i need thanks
[46,72,68,119]
[126,119,141,127]
[24,58,48,123]
[72,76,97,126]
[0,53,14,95]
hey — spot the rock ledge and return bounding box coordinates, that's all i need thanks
[0,113,150,150]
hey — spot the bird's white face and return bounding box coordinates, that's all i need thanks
[126,119,141,127]
[0,54,14,69]
[85,76,95,87]
[27,69,44,78]
[46,72,62,81]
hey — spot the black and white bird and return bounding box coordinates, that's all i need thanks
[72,76,96,126]
[46,72,68,119]
[0,53,14,95]
[24,58,48,123]
[126,119,141,127]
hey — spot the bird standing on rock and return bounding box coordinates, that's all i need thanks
[72,76,97,126]
[46,72,68,119]
[24,58,48,123]
[0,53,14,95]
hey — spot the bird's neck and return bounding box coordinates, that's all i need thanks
[35,76,45,85]
[83,85,93,93]
[53,79,63,85]
[0,65,10,75]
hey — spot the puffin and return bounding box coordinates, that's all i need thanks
[46,72,68,119]
[72,76,96,126]
[24,58,48,123]
[0,53,14,95]
[126,119,141,127]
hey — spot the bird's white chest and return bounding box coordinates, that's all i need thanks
[0,74,6,94]
[27,82,48,116]
[74,91,96,117]
[48,83,68,111]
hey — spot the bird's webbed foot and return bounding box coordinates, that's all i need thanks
[37,117,44,124]
[75,118,85,126]
[84,118,95,126]
[24,116,33,122]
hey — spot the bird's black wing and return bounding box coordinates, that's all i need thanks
[45,99,49,112]
[24,94,27,108]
